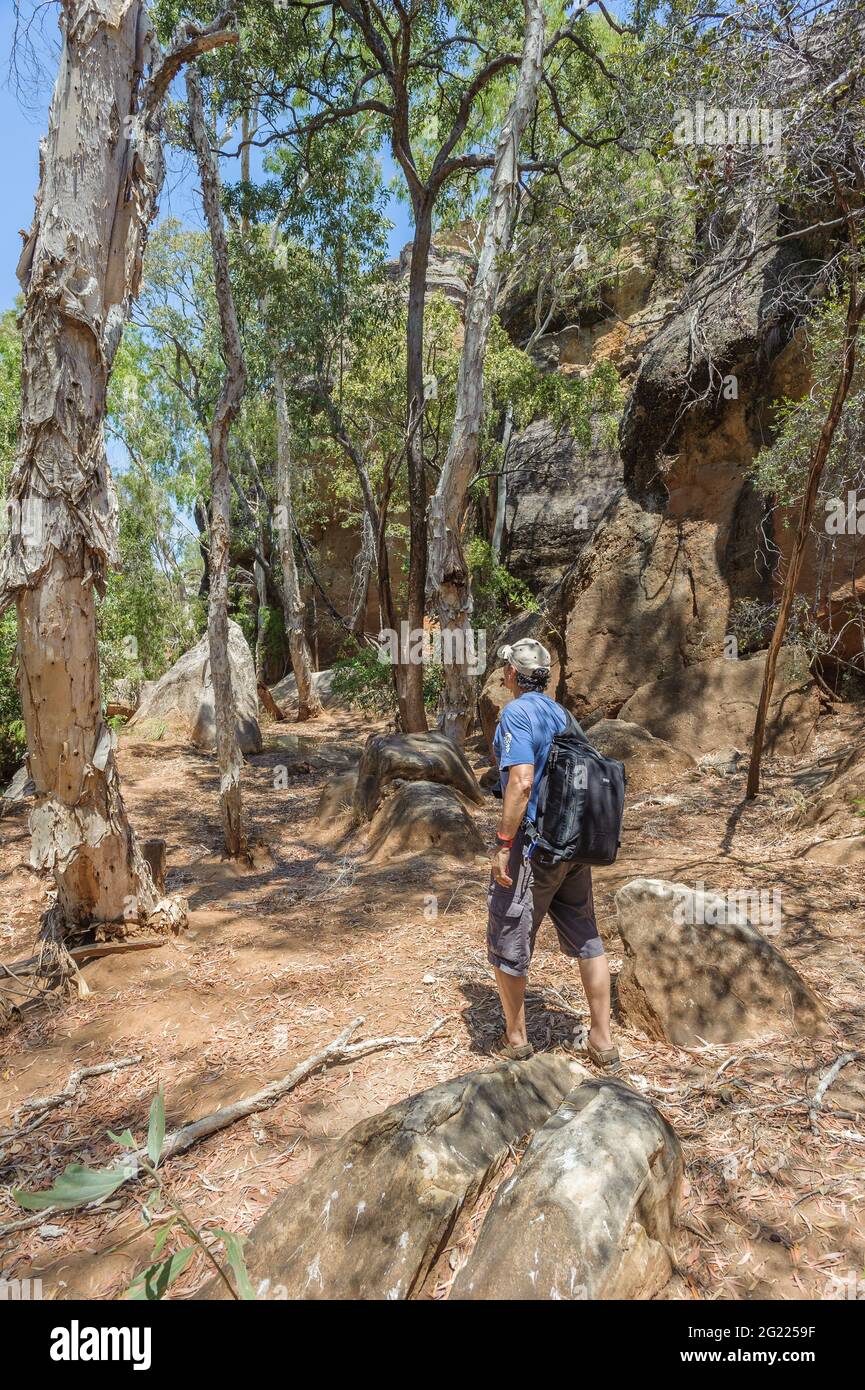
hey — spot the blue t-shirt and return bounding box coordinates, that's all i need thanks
[492,691,569,822]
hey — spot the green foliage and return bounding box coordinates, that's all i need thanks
[14,1088,254,1302]
[465,538,538,631]
[729,596,829,659]
[330,644,443,715]
[13,1162,132,1212]
[0,610,25,785]
[750,298,865,511]
[97,472,202,700]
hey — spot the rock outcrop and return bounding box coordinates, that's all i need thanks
[128,620,262,755]
[270,667,338,711]
[500,418,622,589]
[452,1078,682,1301]
[200,1054,589,1301]
[317,768,360,826]
[366,781,485,863]
[353,731,484,821]
[0,764,35,817]
[618,647,818,758]
[799,742,865,833]
[587,719,695,792]
[615,878,827,1045]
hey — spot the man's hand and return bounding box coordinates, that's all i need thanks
[490,844,513,887]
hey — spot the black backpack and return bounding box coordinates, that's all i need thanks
[527,710,626,866]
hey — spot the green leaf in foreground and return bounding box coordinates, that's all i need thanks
[214,1228,257,1300]
[147,1089,166,1167]
[108,1128,138,1150]
[126,1246,194,1301]
[13,1161,132,1211]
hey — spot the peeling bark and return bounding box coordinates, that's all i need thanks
[427,0,546,743]
[186,62,249,857]
[275,362,321,721]
[0,3,234,931]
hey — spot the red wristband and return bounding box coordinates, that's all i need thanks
[496,832,514,847]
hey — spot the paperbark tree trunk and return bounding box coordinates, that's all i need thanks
[0,2,235,937]
[427,0,546,743]
[402,199,434,734]
[186,63,250,857]
[275,362,322,721]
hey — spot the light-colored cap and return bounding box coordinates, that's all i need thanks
[498,637,552,676]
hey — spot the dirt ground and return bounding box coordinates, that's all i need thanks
[1,703,864,1302]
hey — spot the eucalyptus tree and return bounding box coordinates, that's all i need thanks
[0,3,238,954]
[228,0,630,730]
[187,61,251,858]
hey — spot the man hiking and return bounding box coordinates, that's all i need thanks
[488,637,620,1072]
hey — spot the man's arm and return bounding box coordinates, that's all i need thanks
[491,762,533,887]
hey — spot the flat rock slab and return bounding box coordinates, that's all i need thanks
[316,768,360,826]
[587,719,695,792]
[199,1053,588,1301]
[452,1077,682,1301]
[353,730,484,821]
[615,877,827,1045]
[365,780,485,863]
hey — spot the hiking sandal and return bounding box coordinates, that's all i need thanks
[586,1038,622,1075]
[490,1033,534,1061]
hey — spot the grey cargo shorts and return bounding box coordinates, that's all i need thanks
[487,827,603,977]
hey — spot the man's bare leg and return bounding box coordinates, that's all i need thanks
[579,954,613,1052]
[493,966,528,1048]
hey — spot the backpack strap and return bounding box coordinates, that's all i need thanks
[561,706,589,743]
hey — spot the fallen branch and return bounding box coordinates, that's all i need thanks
[161,1013,449,1160]
[1,938,166,983]
[1,1056,143,1140]
[0,1015,450,1240]
[809,1051,864,1134]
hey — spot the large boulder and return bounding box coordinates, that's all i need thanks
[557,493,737,723]
[128,620,261,755]
[317,768,360,825]
[799,834,865,866]
[200,1053,589,1301]
[353,731,483,821]
[618,647,818,759]
[270,667,338,711]
[615,878,827,1045]
[452,1078,682,1301]
[366,781,485,863]
[587,719,695,792]
[1,764,35,818]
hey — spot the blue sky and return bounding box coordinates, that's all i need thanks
[0,4,413,316]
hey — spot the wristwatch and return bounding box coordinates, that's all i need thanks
[495,831,514,848]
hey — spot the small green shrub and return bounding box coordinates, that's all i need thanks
[330,643,443,715]
[465,538,538,632]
